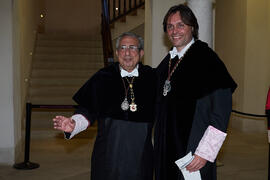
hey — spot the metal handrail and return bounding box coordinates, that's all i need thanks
[100,0,145,67]
[109,0,145,24]
[101,0,114,67]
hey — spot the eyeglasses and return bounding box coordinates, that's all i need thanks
[118,45,139,52]
[167,23,185,31]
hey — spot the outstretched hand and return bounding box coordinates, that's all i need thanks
[53,116,75,133]
[186,154,207,172]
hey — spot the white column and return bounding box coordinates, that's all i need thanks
[0,0,16,164]
[187,0,213,48]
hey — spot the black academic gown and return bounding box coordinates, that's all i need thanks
[154,40,237,180]
[72,62,156,180]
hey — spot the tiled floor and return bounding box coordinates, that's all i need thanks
[0,127,268,180]
[217,128,268,180]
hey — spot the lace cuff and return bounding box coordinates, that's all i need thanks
[195,125,227,162]
[65,114,89,139]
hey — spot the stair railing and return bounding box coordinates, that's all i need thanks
[101,0,145,66]
[101,0,114,67]
[109,0,145,23]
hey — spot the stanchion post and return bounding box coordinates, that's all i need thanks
[13,103,39,170]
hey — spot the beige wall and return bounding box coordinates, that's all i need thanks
[44,0,101,35]
[216,0,270,132]
[269,0,270,86]
[18,0,44,110]
[0,0,44,165]
[215,0,246,127]
[242,0,269,131]
[0,0,16,164]
[12,0,22,164]
[244,0,270,114]
[15,0,44,162]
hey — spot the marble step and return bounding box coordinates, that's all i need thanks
[29,95,76,105]
[35,46,103,55]
[30,108,99,130]
[31,111,75,129]
[29,86,80,97]
[31,69,96,78]
[30,126,97,139]
[30,77,88,87]
[36,40,103,48]
[37,33,102,41]
[33,54,104,61]
[32,61,103,70]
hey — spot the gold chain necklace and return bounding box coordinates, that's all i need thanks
[121,77,137,112]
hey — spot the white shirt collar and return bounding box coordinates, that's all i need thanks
[120,64,139,77]
[169,38,195,59]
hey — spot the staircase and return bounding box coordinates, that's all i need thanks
[28,33,104,132]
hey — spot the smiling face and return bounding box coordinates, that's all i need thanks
[116,36,144,72]
[166,12,193,52]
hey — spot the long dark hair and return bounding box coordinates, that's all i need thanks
[163,4,199,40]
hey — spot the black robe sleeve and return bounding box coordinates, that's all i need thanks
[187,88,232,155]
[184,88,232,179]
[72,72,102,125]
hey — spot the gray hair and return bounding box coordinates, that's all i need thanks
[115,32,144,50]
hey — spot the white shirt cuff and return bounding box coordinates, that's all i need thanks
[66,114,89,139]
[195,125,227,162]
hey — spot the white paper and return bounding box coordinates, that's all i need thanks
[175,152,202,180]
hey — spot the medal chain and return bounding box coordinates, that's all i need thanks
[121,77,131,99]
[167,57,183,81]
[125,77,135,104]
[164,45,192,96]
[163,57,183,96]
[121,76,137,111]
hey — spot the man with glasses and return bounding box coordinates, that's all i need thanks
[53,32,155,180]
[154,4,237,180]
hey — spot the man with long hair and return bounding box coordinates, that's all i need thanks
[154,4,237,180]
